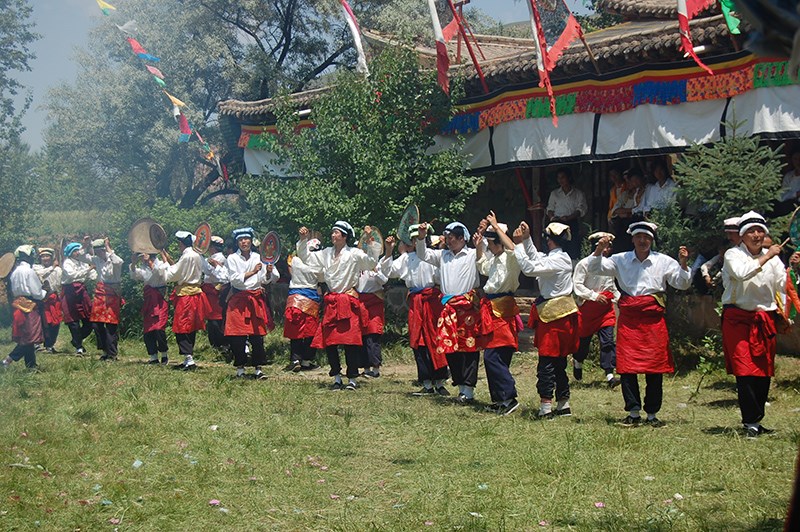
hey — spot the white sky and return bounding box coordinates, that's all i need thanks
[17,0,587,149]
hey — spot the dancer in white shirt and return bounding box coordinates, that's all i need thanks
[2,246,46,369]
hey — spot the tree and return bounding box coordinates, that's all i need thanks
[0,0,38,253]
[239,46,484,240]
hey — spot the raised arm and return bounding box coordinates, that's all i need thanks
[415,223,441,267]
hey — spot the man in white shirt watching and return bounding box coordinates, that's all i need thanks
[546,168,587,259]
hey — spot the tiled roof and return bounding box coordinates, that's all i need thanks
[597,0,719,20]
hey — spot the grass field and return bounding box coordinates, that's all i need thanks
[1,329,798,531]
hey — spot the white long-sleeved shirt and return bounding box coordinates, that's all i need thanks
[573,255,619,304]
[587,250,691,296]
[289,254,323,290]
[721,244,786,311]
[11,262,46,301]
[382,251,439,290]
[642,179,677,213]
[298,242,376,294]
[61,255,97,284]
[477,250,520,295]
[357,268,388,294]
[130,258,168,288]
[780,169,800,202]
[547,187,587,218]
[34,264,62,295]
[416,239,479,296]
[202,252,229,284]
[88,251,124,284]
[514,238,573,299]
[161,247,204,285]
[226,251,279,291]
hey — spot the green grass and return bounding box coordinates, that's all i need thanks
[1,329,798,531]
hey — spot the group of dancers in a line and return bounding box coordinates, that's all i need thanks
[3,210,785,436]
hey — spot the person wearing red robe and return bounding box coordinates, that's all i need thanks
[283,238,323,372]
[588,222,690,427]
[34,248,62,353]
[2,246,45,370]
[721,211,785,438]
[130,254,170,364]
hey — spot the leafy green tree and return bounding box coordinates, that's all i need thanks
[239,46,483,240]
[0,0,38,253]
[649,120,785,254]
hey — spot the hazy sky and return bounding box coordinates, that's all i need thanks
[17,0,585,149]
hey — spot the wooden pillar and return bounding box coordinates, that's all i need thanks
[530,167,544,250]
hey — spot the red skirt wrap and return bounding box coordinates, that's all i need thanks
[529,305,579,357]
[577,292,616,338]
[312,292,366,348]
[225,289,271,336]
[407,288,443,349]
[434,292,488,361]
[43,292,63,326]
[142,285,169,333]
[261,291,276,332]
[12,298,44,345]
[170,291,210,334]
[283,293,320,339]
[480,296,521,349]
[90,282,122,324]
[61,282,92,323]
[201,283,224,321]
[617,295,673,374]
[359,292,385,336]
[722,307,776,377]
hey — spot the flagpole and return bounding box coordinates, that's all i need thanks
[445,0,488,93]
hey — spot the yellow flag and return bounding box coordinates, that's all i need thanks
[96,0,117,14]
[164,91,186,108]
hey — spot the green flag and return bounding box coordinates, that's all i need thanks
[720,0,741,35]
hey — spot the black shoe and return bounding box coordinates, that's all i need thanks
[99,354,117,361]
[435,386,451,397]
[331,382,343,391]
[643,417,666,428]
[483,403,501,413]
[758,425,775,435]
[172,362,187,370]
[300,362,320,371]
[45,347,57,354]
[618,415,641,427]
[412,387,435,396]
[182,363,197,371]
[255,372,267,380]
[536,410,555,419]
[554,407,572,417]
[345,381,358,391]
[499,399,520,416]
[455,393,474,405]
[745,426,760,439]
[283,361,299,372]
[608,377,621,389]
[573,365,583,381]
[147,359,160,365]
[160,356,169,365]
[363,370,380,378]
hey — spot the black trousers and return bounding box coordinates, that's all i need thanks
[43,323,60,349]
[290,337,316,362]
[9,344,37,368]
[621,373,663,414]
[574,326,616,373]
[537,356,570,401]
[446,352,480,387]
[484,346,517,403]
[207,319,227,349]
[143,330,168,356]
[736,376,771,425]
[326,345,361,378]
[229,336,266,367]
[362,334,382,367]
[175,332,196,356]
[66,319,93,349]
[94,322,119,357]
[413,346,449,382]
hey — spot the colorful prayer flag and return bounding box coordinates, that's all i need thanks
[164,91,186,108]
[115,20,138,34]
[126,37,161,62]
[96,0,117,16]
[677,0,715,75]
[153,76,166,87]
[146,65,165,79]
[526,0,584,125]
[177,112,192,142]
[339,0,369,75]
[442,16,459,43]
[426,0,450,95]
[719,0,741,35]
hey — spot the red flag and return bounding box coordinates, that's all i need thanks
[442,17,459,43]
[677,0,714,75]
[178,112,192,135]
[527,0,584,126]
[427,0,450,94]
[126,37,147,56]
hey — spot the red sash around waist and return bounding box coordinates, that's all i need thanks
[311,291,366,348]
[577,291,616,338]
[90,282,123,325]
[722,306,776,377]
[617,294,673,374]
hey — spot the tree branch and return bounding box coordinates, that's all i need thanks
[199,1,269,57]
[293,42,351,92]
[199,188,241,205]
